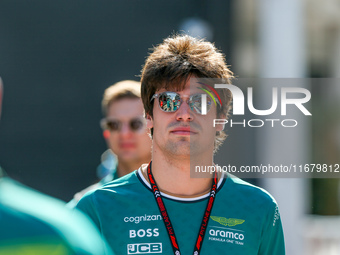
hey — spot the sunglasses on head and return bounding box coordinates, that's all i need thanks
[100,117,146,132]
[150,91,220,114]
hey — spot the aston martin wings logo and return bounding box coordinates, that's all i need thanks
[210,216,245,227]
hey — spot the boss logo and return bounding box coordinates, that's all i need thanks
[127,243,162,254]
[129,228,159,238]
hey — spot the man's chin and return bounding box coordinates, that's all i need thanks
[165,143,191,157]
[118,151,137,160]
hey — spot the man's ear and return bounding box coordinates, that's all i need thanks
[146,113,154,129]
[103,130,110,140]
[215,113,226,132]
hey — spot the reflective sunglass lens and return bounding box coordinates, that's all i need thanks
[158,93,181,112]
[155,92,215,114]
[190,94,212,114]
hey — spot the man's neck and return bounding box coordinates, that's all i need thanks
[116,160,140,178]
[144,151,215,197]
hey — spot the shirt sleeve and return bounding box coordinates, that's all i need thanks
[75,190,101,230]
[258,201,285,255]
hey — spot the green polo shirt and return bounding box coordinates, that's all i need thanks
[77,168,285,255]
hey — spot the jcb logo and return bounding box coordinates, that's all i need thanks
[127,243,162,254]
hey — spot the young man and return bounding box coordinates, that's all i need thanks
[101,80,152,178]
[69,80,152,206]
[0,78,113,254]
[77,35,285,254]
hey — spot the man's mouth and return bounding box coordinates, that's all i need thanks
[170,126,197,135]
[120,142,136,149]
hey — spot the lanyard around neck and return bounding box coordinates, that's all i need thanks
[147,162,218,255]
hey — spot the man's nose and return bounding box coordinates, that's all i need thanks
[119,122,133,136]
[175,100,193,121]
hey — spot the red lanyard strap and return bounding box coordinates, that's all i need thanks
[147,162,218,255]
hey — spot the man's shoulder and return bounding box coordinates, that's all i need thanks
[81,169,143,199]
[76,169,149,219]
[222,174,278,206]
[101,169,140,189]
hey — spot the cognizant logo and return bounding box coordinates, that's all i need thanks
[201,84,312,128]
[124,215,162,224]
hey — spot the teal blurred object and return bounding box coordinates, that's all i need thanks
[96,149,117,180]
[0,167,114,255]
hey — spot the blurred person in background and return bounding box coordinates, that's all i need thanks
[0,78,113,255]
[68,80,152,207]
